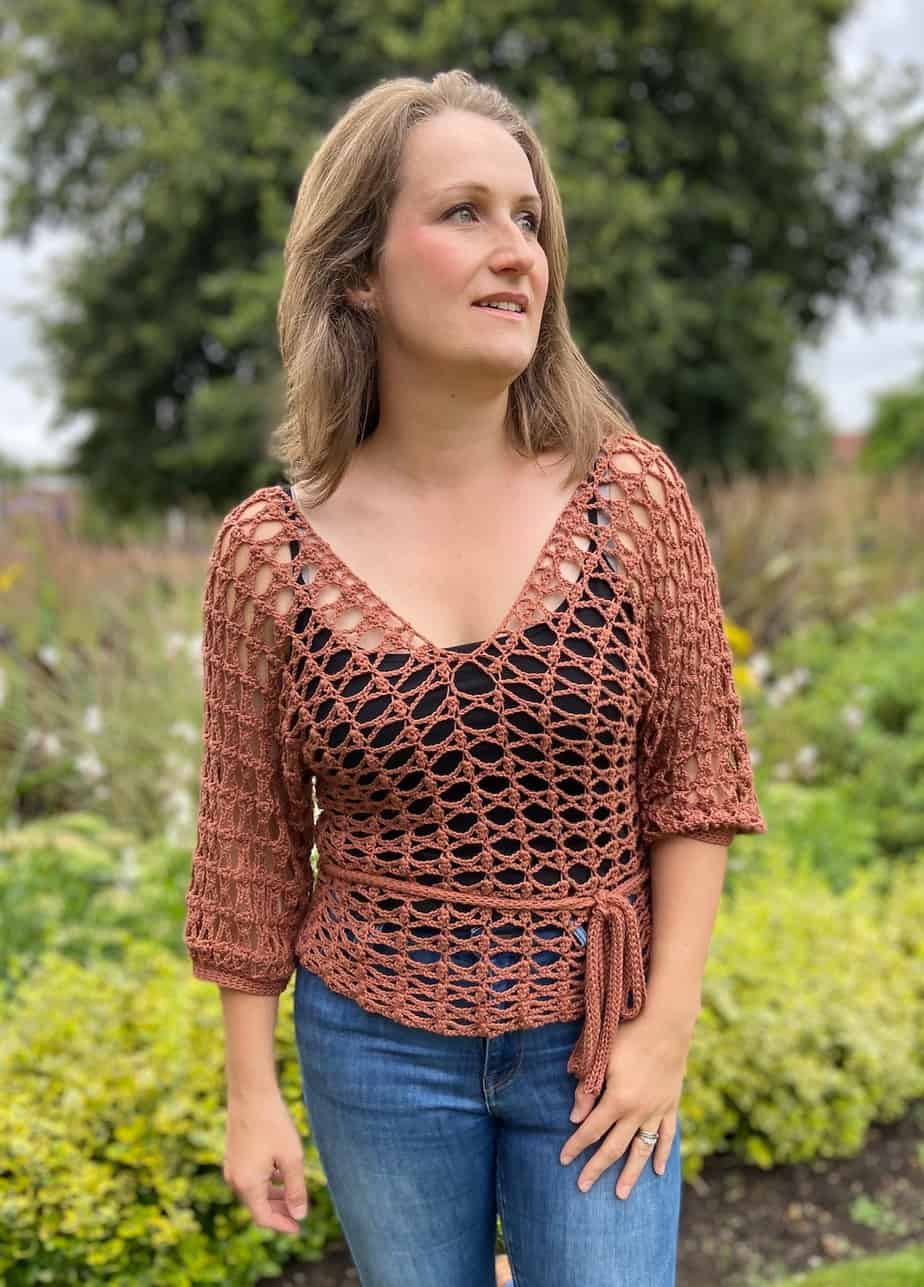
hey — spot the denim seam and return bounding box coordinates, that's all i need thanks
[495,1139,519,1287]
[483,1037,524,1097]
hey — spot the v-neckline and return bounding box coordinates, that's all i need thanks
[278,441,608,659]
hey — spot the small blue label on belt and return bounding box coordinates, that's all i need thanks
[572,925,587,946]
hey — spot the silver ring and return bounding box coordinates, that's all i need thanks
[636,1128,659,1147]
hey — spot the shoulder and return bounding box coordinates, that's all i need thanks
[203,486,300,637]
[597,429,697,528]
[209,485,294,565]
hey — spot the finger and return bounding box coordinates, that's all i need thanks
[278,1153,309,1221]
[243,1189,302,1234]
[652,1117,677,1176]
[575,1123,639,1192]
[614,1127,661,1199]
[574,1110,662,1193]
[267,1179,310,1211]
[560,1096,618,1163]
[569,1086,596,1124]
[267,1195,310,1218]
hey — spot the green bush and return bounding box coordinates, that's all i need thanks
[746,589,924,866]
[683,848,924,1179]
[0,813,190,989]
[722,779,882,899]
[773,1243,924,1285]
[0,941,341,1287]
[2,853,922,1280]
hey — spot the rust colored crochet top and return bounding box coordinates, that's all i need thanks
[184,429,766,1098]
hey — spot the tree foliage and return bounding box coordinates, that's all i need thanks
[861,374,924,474]
[2,0,923,514]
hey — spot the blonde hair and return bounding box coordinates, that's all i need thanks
[271,68,635,503]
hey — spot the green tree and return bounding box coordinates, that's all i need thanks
[1,0,923,514]
[861,374,924,473]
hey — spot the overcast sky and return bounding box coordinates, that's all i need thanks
[1,0,922,468]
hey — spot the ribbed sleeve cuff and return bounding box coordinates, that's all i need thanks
[641,804,767,849]
[190,960,291,995]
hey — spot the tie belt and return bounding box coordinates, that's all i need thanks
[317,855,649,1101]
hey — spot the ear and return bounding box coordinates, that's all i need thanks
[345,284,376,313]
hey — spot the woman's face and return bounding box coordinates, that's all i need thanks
[359,109,549,391]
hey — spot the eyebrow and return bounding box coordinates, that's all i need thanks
[431,181,542,209]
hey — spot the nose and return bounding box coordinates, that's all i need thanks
[489,221,537,273]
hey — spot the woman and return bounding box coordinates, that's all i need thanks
[183,68,766,1287]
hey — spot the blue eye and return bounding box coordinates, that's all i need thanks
[446,203,476,223]
[445,202,540,234]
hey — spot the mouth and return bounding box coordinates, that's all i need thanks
[471,303,527,320]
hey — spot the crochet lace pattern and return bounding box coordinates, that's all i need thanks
[183,429,766,1098]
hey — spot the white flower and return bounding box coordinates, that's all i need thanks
[76,750,105,781]
[841,704,864,731]
[766,678,795,706]
[749,747,762,767]
[794,744,818,778]
[117,845,140,889]
[165,632,204,667]
[749,652,772,683]
[40,732,62,756]
[83,705,103,735]
[38,644,59,669]
[163,786,195,847]
[169,720,198,743]
[766,667,811,706]
[163,748,193,781]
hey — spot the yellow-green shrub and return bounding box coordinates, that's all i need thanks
[0,813,189,988]
[3,851,923,1276]
[681,848,924,1179]
[0,942,341,1287]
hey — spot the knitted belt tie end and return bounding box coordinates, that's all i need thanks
[565,887,647,1101]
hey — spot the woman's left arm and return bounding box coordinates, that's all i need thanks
[645,834,729,1030]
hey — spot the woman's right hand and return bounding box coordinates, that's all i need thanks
[223,1090,310,1234]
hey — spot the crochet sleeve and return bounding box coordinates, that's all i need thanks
[635,450,766,848]
[183,495,316,994]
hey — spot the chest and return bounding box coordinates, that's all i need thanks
[276,457,656,805]
[291,467,594,650]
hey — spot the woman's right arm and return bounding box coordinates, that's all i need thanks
[220,989,310,1234]
[183,498,317,1234]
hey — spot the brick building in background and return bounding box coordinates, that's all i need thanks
[831,431,866,467]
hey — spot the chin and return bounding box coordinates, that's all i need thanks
[453,339,535,370]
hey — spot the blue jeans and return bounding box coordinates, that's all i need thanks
[293,962,683,1286]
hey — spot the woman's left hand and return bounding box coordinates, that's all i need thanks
[558,1007,693,1199]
